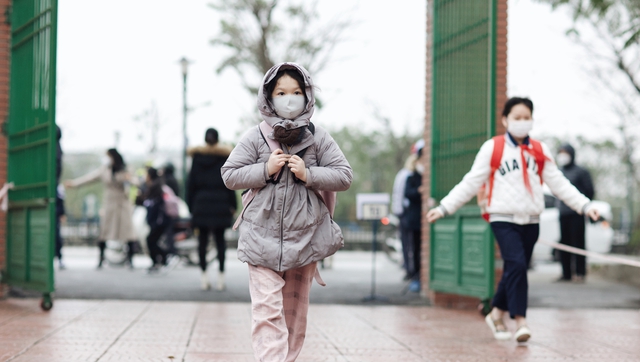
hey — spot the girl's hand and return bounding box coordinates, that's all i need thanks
[267,149,291,176]
[426,208,444,223]
[63,180,74,188]
[586,207,600,222]
[288,155,307,182]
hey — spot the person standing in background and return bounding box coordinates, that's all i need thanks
[555,144,594,283]
[139,167,172,273]
[187,128,236,291]
[65,148,139,269]
[403,146,424,292]
[391,142,423,281]
[55,126,66,270]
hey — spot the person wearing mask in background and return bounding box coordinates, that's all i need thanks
[426,97,600,343]
[139,167,173,273]
[187,128,236,291]
[65,148,139,269]
[55,126,66,270]
[222,62,352,361]
[391,143,421,281]
[556,144,594,283]
[403,146,424,292]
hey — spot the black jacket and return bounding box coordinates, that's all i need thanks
[142,179,167,229]
[557,144,594,216]
[186,144,237,229]
[402,171,423,231]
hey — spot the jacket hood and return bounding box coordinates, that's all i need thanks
[257,62,315,131]
[559,143,575,165]
[187,143,233,158]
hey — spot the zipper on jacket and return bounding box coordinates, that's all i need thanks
[278,147,291,271]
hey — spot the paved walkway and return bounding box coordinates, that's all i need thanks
[45,247,640,308]
[1,298,639,361]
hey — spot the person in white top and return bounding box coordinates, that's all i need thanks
[426,97,599,343]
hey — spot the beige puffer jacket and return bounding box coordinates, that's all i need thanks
[221,63,353,271]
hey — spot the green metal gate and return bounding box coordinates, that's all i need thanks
[5,0,58,310]
[430,0,497,302]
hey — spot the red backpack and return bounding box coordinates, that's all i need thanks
[478,135,547,221]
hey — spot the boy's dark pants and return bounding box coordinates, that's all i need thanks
[490,222,539,318]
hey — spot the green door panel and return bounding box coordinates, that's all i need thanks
[429,0,498,300]
[430,207,494,299]
[5,0,58,295]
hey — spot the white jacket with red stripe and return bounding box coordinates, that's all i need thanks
[437,134,592,225]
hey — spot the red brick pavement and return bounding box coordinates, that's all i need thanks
[0,299,639,361]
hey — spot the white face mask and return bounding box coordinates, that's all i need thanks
[556,152,572,167]
[272,95,305,120]
[507,119,533,138]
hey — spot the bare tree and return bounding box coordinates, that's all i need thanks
[209,0,352,99]
[539,0,640,245]
[133,101,161,155]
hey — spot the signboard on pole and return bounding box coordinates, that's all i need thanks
[356,193,390,220]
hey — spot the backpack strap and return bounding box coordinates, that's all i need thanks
[486,135,505,207]
[259,121,281,152]
[258,122,284,184]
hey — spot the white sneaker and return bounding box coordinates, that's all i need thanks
[164,255,180,272]
[514,326,531,343]
[201,271,211,291]
[216,271,225,291]
[485,314,511,340]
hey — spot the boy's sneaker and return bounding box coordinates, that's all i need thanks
[485,314,511,340]
[408,280,421,292]
[163,255,180,272]
[514,326,531,343]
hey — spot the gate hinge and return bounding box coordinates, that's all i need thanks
[4,5,10,25]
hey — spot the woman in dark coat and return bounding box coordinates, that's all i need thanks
[187,128,237,291]
[402,146,424,293]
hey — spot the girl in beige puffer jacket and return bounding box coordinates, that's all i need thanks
[222,62,352,362]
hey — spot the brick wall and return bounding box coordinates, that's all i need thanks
[421,0,434,299]
[0,0,10,299]
[422,0,508,309]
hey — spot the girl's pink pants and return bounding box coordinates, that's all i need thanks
[248,262,318,362]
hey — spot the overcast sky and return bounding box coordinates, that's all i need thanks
[56,0,618,159]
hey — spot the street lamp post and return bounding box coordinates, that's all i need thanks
[179,57,191,197]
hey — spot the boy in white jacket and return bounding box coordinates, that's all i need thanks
[426,97,599,343]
